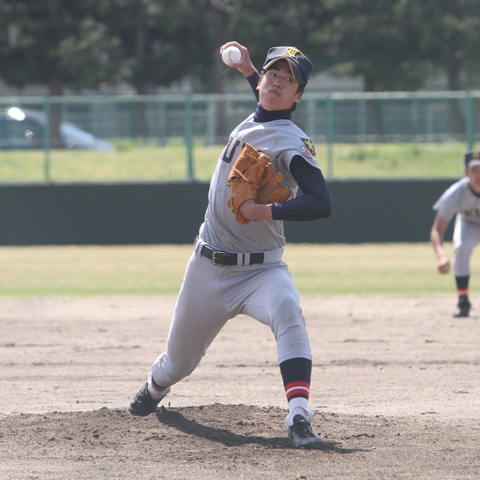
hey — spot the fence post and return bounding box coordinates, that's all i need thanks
[465,92,474,150]
[326,95,334,179]
[43,97,51,183]
[206,99,216,146]
[307,98,315,140]
[185,95,194,180]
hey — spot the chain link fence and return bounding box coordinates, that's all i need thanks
[1,91,479,182]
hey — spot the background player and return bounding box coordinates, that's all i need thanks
[431,149,480,317]
[128,42,332,449]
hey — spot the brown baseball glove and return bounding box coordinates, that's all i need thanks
[227,143,269,224]
[255,161,291,205]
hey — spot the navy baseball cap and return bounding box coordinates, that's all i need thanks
[263,46,313,85]
[465,149,480,168]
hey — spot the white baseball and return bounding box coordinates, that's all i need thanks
[222,46,242,65]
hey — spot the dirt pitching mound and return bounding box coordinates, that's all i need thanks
[1,295,479,479]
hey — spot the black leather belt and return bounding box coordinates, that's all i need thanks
[200,243,264,266]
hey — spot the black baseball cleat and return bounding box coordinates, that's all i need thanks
[453,298,471,318]
[127,382,170,416]
[288,414,326,449]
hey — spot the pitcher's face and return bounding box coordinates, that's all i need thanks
[257,60,303,112]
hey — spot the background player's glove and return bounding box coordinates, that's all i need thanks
[227,143,269,224]
[255,161,291,205]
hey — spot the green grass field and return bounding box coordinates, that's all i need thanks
[0,142,470,297]
[0,243,475,297]
[0,141,467,183]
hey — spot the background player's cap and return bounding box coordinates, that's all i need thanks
[465,150,480,169]
[263,47,313,85]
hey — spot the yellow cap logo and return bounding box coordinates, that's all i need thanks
[473,150,480,159]
[284,47,300,58]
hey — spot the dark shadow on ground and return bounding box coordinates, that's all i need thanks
[156,407,364,453]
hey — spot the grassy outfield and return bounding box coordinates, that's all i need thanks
[0,243,473,297]
[0,141,466,183]
[0,144,225,183]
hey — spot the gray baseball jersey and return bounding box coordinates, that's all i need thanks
[199,113,320,253]
[433,177,480,226]
[148,113,319,398]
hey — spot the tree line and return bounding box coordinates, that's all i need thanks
[1,0,480,97]
[0,0,479,141]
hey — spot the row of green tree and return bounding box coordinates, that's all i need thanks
[1,0,480,98]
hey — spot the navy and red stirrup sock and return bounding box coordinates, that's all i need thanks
[280,357,312,402]
[455,275,469,299]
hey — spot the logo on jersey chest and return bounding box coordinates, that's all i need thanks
[221,137,270,165]
[301,138,316,157]
[221,137,242,164]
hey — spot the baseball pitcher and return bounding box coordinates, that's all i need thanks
[128,42,333,449]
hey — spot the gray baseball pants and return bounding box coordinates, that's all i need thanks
[150,242,312,389]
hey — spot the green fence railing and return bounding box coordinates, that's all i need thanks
[0,90,478,183]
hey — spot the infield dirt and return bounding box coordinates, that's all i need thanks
[1,295,479,479]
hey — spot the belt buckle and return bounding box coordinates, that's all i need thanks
[211,250,229,266]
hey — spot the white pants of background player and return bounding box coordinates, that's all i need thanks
[453,214,480,277]
[148,244,312,406]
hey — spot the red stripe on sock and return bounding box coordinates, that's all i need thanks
[458,288,468,297]
[286,388,309,400]
[285,381,310,391]
[285,381,310,400]
[151,378,167,391]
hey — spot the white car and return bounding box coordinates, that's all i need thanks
[0,107,113,150]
